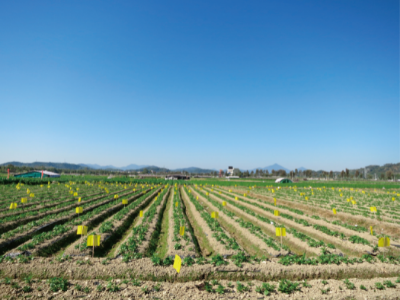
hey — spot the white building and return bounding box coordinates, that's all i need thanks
[227,166,235,176]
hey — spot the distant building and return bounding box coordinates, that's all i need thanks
[165,174,191,180]
[14,170,60,178]
[227,166,235,176]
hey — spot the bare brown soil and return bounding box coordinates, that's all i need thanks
[1,276,400,300]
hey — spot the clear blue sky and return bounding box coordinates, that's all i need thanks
[0,0,398,171]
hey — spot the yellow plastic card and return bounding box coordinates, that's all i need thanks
[77,226,88,235]
[305,197,309,200]
[173,255,182,273]
[30,193,34,198]
[76,207,83,214]
[274,210,280,216]
[78,197,82,202]
[370,207,377,212]
[275,227,286,237]
[140,210,143,217]
[235,197,238,200]
[332,208,337,215]
[392,197,396,201]
[229,190,232,192]
[206,192,209,196]
[370,226,373,235]
[122,200,128,205]
[351,200,356,205]
[222,201,227,206]
[179,226,185,236]
[114,195,119,199]
[9,203,17,209]
[87,235,101,247]
[347,198,350,202]
[378,237,390,247]
[74,192,78,197]
[196,196,198,200]
[211,212,219,219]
[21,198,27,204]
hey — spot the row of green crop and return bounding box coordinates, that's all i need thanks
[183,187,241,251]
[118,187,169,261]
[16,188,150,253]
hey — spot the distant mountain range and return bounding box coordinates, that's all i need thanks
[79,163,149,171]
[248,164,307,173]
[5,161,396,176]
[1,161,217,174]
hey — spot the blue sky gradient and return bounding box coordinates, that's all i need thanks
[0,0,398,171]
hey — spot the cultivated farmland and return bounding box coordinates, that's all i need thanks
[0,179,400,299]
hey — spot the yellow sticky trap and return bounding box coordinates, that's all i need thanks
[189,190,191,193]
[392,197,396,201]
[30,193,34,198]
[340,193,343,197]
[370,226,373,235]
[174,192,176,195]
[122,199,128,205]
[27,189,30,194]
[370,207,377,212]
[378,237,390,247]
[76,207,83,214]
[229,190,232,192]
[77,226,88,235]
[87,235,101,247]
[179,226,185,236]
[196,196,198,200]
[114,195,119,199]
[275,227,286,237]
[211,212,219,219]
[173,254,182,273]
[305,197,309,200]
[140,210,143,217]
[74,192,78,197]
[332,208,337,215]
[206,192,209,196]
[272,189,275,193]
[273,198,277,206]
[21,198,27,204]
[222,201,227,206]
[274,210,280,216]
[78,197,82,202]
[235,197,238,201]
[9,203,17,209]
[351,200,356,205]
[347,198,350,202]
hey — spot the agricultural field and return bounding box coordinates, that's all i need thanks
[0,180,400,299]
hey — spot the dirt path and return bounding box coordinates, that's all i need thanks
[2,276,400,299]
